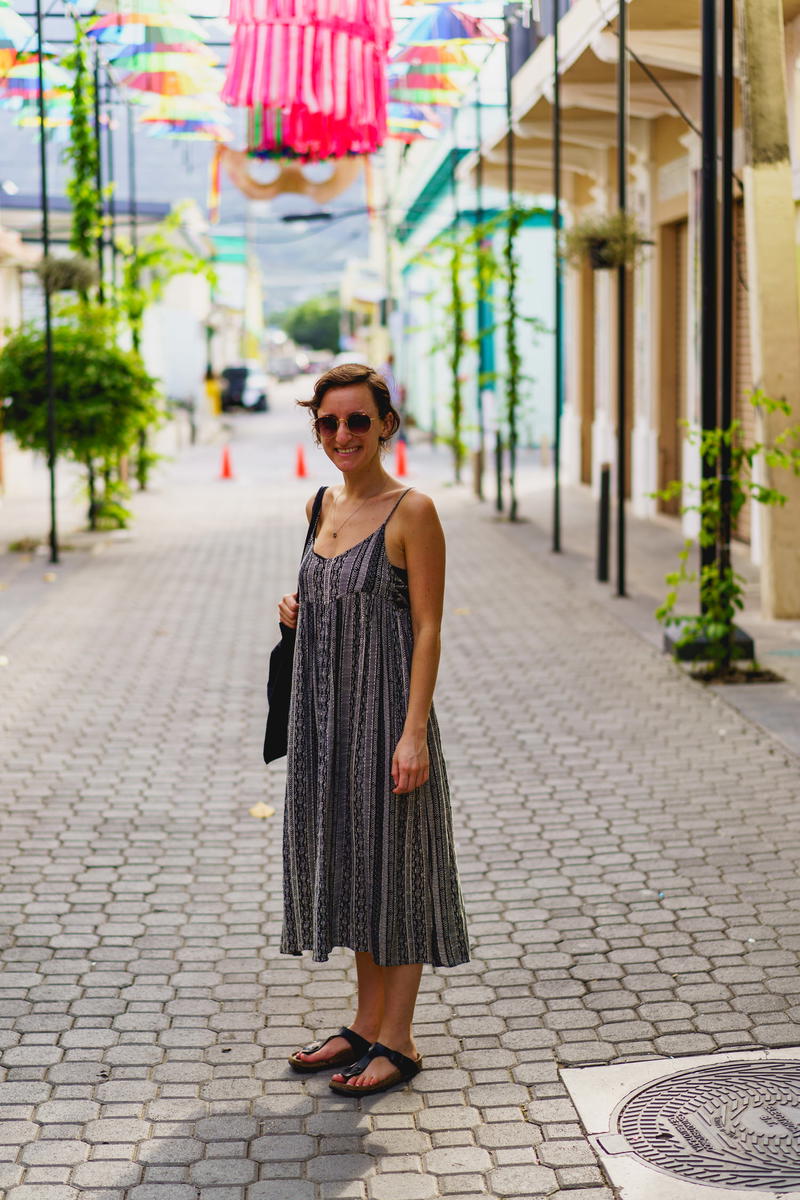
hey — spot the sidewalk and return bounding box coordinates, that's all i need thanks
[2,397,800,1199]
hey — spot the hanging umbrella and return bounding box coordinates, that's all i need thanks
[139,94,228,121]
[87,11,209,43]
[0,56,71,99]
[395,5,503,46]
[108,48,218,72]
[94,0,194,16]
[0,0,37,51]
[145,118,232,141]
[391,43,473,66]
[120,66,220,96]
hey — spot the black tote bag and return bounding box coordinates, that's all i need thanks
[263,486,326,765]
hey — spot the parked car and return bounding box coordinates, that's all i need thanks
[220,366,269,412]
[242,371,269,412]
[220,366,248,411]
[271,355,299,381]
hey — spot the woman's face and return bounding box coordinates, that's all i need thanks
[315,384,390,474]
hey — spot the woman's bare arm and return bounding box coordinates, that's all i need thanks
[391,493,446,795]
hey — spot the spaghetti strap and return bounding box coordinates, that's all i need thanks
[383,488,413,527]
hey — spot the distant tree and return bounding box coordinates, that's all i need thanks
[280,295,341,352]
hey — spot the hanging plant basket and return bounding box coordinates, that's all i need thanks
[563,211,648,270]
[36,255,98,295]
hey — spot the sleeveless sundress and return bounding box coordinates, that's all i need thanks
[280,488,470,968]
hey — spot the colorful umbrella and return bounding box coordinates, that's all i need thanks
[87,11,209,42]
[0,55,71,99]
[390,86,462,106]
[120,67,220,96]
[107,48,218,72]
[395,5,503,46]
[0,0,37,52]
[139,94,228,121]
[391,43,473,66]
[145,119,232,142]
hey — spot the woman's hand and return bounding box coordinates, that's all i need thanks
[278,591,299,629]
[391,729,430,795]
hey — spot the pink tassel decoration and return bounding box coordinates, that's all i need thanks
[222,0,392,159]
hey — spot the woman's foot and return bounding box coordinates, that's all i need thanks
[331,1038,419,1088]
[291,1024,377,1068]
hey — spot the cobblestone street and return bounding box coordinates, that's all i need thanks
[3,398,800,1200]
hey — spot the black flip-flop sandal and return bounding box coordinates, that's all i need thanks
[328,1041,423,1095]
[288,1026,371,1074]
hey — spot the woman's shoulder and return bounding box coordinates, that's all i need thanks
[398,487,437,518]
[396,489,443,539]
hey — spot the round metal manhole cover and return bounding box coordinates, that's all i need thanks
[617,1060,800,1192]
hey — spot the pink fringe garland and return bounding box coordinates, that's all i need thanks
[222,0,391,159]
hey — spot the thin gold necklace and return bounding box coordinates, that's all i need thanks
[330,488,388,539]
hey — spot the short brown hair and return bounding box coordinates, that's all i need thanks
[298,363,401,444]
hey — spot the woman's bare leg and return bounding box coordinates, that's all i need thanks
[293,951,384,1065]
[331,961,423,1087]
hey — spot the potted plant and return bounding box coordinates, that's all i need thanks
[563,210,647,270]
[654,390,800,681]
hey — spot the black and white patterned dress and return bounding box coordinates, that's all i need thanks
[281,488,470,968]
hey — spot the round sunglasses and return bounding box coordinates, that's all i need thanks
[314,411,377,438]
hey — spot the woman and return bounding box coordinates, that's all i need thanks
[278,363,470,1096]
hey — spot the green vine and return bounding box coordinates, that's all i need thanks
[61,25,100,283]
[654,389,800,675]
[410,205,547,496]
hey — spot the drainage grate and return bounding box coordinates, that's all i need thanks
[617,1059,800,1192]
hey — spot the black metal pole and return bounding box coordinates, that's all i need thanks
[127,102,138,256]
[719,0,734,585]
[474,82,486,501]
[553,0,563,553]
[92,50,104,303]
[598,462,611,581]
[700,0,719,593]
[106,104,117,295]
[615,0,627,597]
[35,0,58,564]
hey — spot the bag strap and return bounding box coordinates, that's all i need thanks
[303,486,327,551]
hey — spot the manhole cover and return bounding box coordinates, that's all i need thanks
[617,1059,800,1192]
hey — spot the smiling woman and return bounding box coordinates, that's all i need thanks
[273,362,470,1097]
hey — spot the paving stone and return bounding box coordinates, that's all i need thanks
[250,1135,316,1162]
[424,1147,492,1174]
[307,1154,375,1182]
[70,1162,143,1189]
[489,1165,558,1196]
[190,1159,257,1185]
[247,1185,314,1200]
[20,1142,89,1166]
[7,1190,79,1200]
[368,1175,438,1200]
[137,1138,204,1163]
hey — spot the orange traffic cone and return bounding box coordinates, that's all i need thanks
[219,445,234,480]
[295,445,308,478]
[394,439,408,478]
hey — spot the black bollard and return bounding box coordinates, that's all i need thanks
[597,463,611,583]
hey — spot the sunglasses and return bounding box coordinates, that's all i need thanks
[314,411,377,438]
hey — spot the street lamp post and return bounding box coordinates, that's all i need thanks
[719,0,734,586]
[700,0,719,590]
[615,0,628,597]
[552,0,563,553]
[34,0,58,564]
